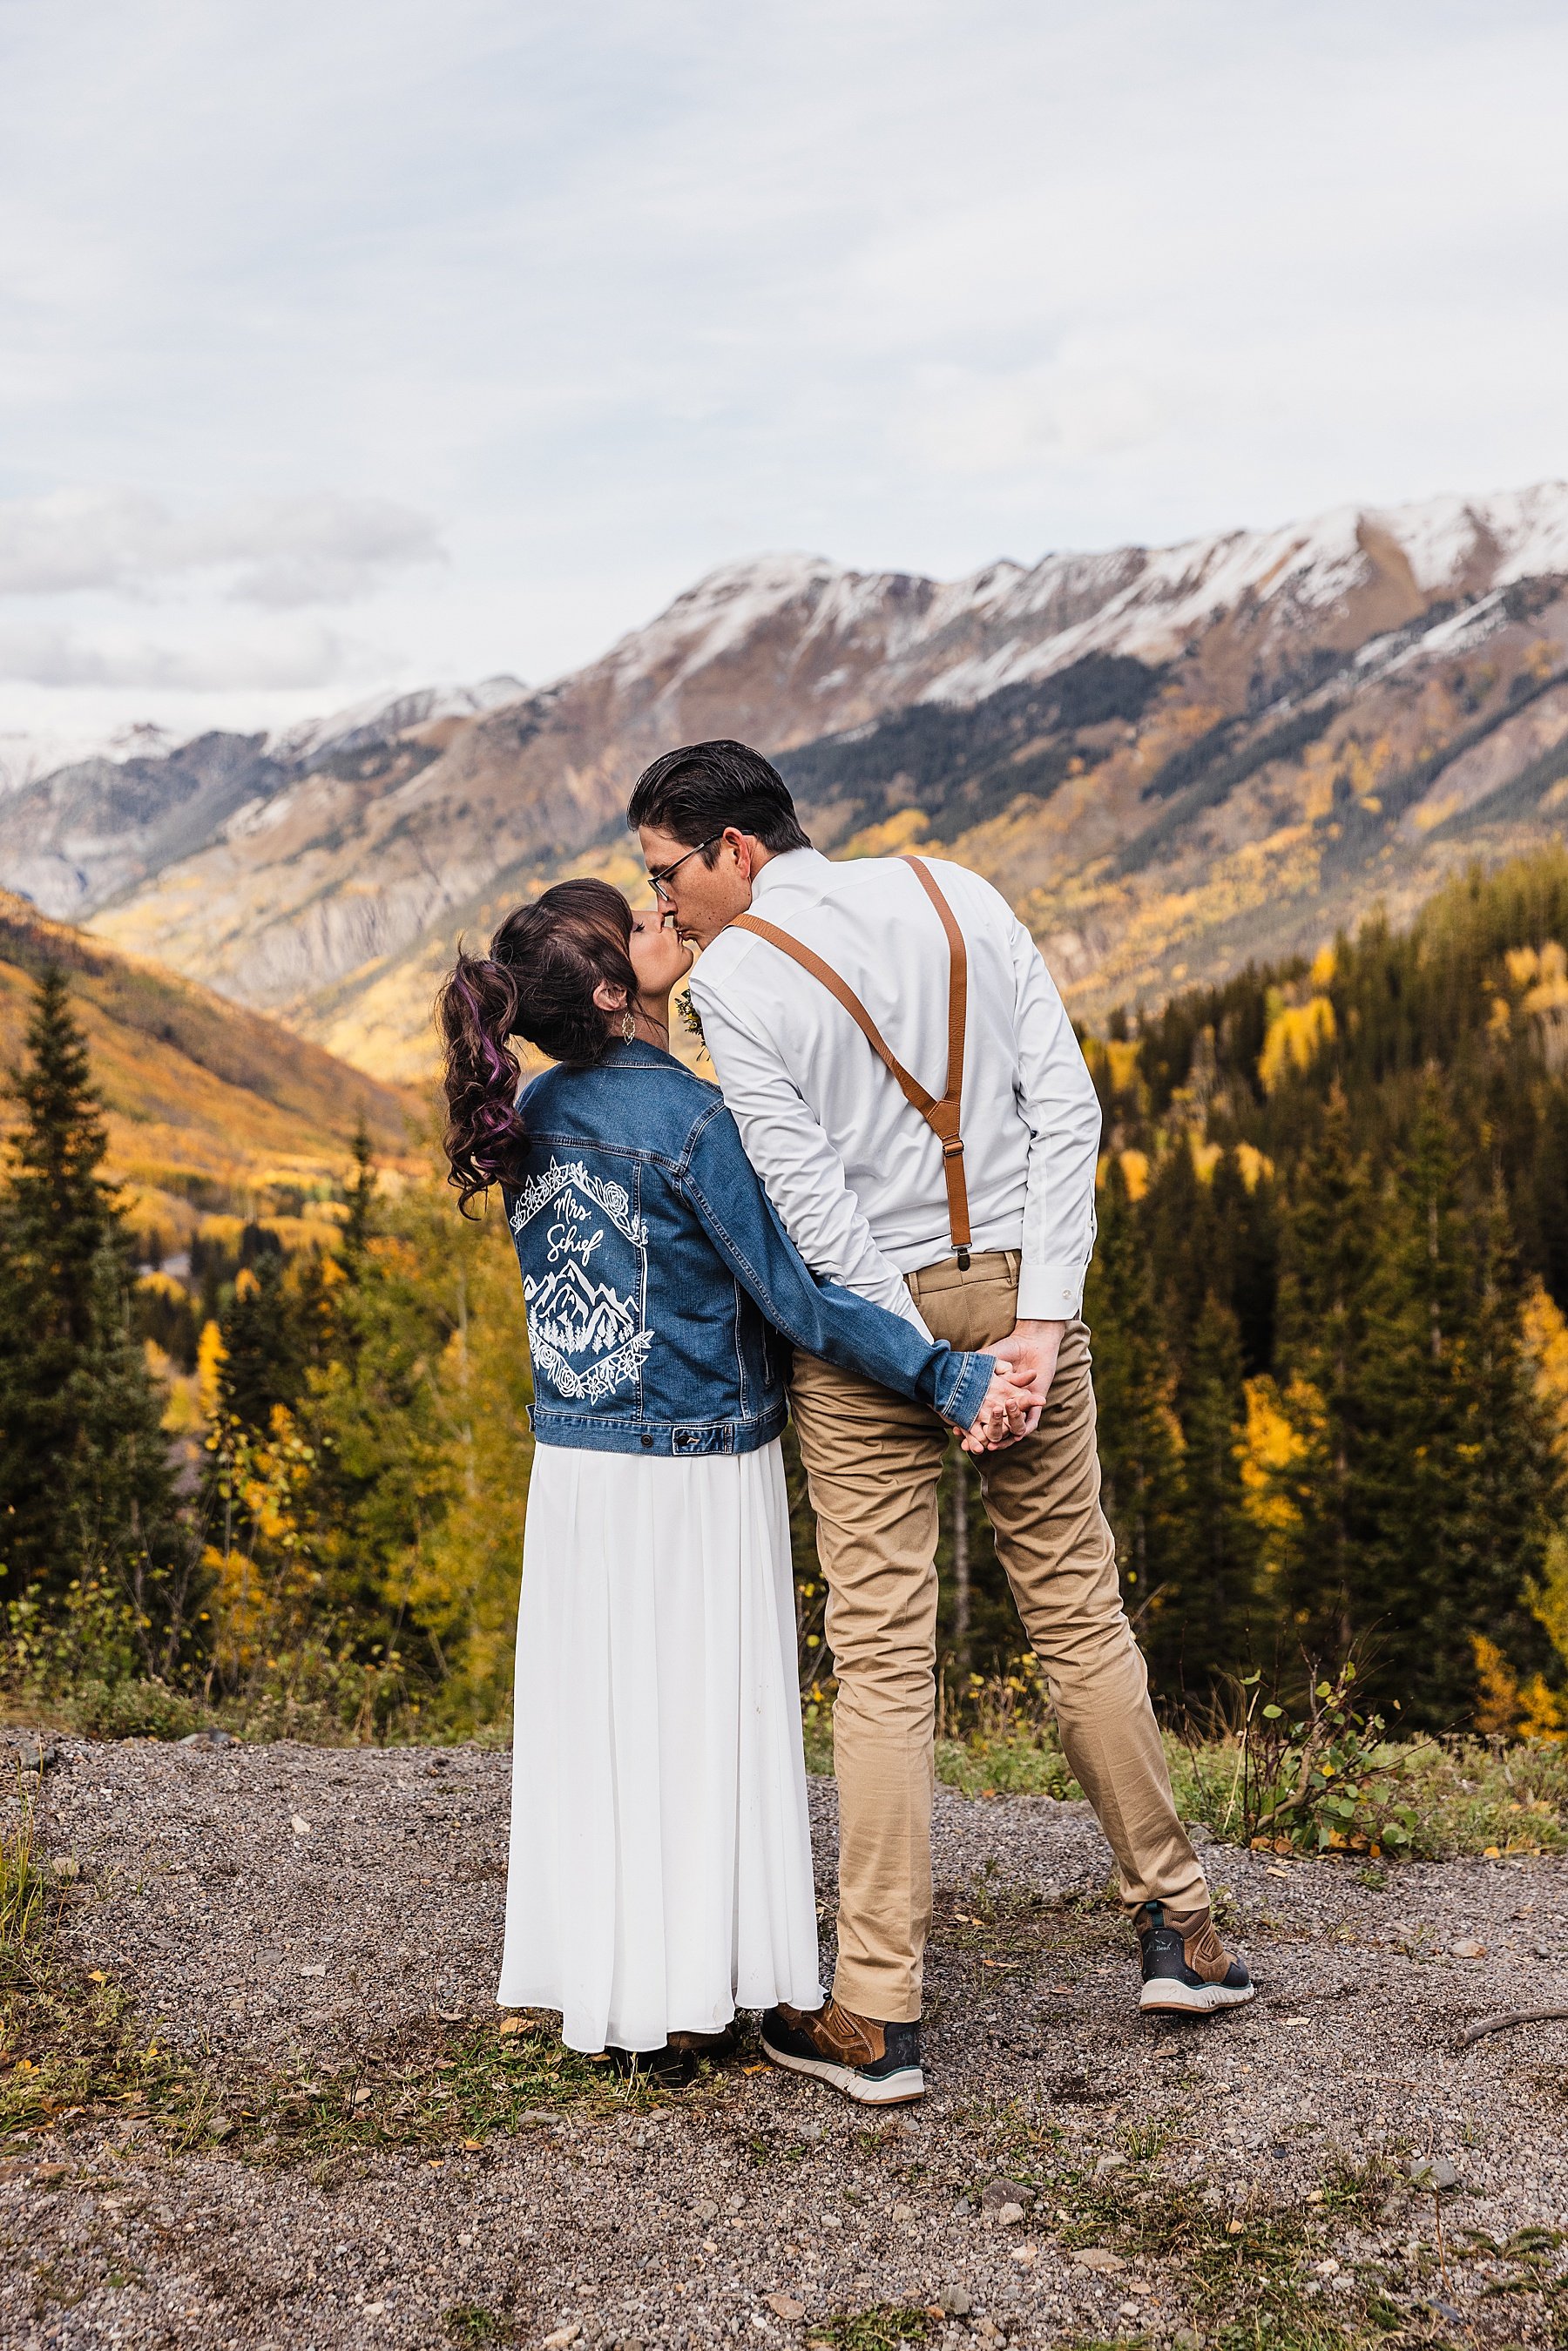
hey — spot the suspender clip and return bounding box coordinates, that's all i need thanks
[956,1246,971,1271]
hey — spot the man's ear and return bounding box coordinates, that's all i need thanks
[724,826,754,882]
[591,981,627,1014]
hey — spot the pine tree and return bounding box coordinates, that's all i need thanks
[1271,1086,1379,1665]
[1084,1159,1186,1689]
[215,1253,301,1434]
[341,1118,376,1278]
[1173,1294,1261,1697]
[0,967,186,1632]
[1358,1088,1559,1724]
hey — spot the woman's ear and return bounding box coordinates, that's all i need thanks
[591,980,627,1015]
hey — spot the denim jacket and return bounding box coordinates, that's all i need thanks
[504,1040,995,1458]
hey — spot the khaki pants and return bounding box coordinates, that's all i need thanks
[789,1248,1207,2023]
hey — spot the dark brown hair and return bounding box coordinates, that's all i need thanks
[436,879,638,1211]
[627,738,811,855]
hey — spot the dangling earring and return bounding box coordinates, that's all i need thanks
[620,1009,636,1041]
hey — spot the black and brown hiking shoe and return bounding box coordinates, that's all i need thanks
[760,1997,924,2104]
[1137,1902,1255,2016]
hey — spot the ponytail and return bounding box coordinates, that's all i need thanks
[436,879,640,1213]
[437,949,526,1213]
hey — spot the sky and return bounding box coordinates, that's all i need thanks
[2,0,1567,767]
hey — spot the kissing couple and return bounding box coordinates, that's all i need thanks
[438,740,1252,2106]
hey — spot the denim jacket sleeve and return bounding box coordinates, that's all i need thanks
[679,1101,996,1430]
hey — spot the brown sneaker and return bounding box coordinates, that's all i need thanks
[1137,1902,1254,2015]
[760,1997,924,2104]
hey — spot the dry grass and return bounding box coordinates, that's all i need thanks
[809,1672,1568,1861]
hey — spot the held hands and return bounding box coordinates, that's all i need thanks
[959,1359,1049,1455]
[959,1319,1067,1454]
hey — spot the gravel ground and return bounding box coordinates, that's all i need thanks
[3,1733,1567,2350]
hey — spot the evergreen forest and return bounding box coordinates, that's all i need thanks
[4,850,1568,1746]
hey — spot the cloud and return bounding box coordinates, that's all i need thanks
[899,361,1166,476]
[0,489,443,605]
[0,618,369,691]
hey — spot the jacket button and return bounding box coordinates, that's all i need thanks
[640,1434,654,1449]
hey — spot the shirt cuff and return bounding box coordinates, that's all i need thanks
[1016,1260,1086,1321]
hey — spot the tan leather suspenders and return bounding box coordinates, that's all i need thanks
[730,855,973,1269]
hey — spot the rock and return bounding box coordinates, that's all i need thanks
[1449,1939,1486,1960]
[290,1814,311,1835]
[892,2202,916,2222]
[1072,2247,1125,2273]
[1410,2154,1459,2192]
[1173,2333,1205,2351]
[49,1855,81,1881]
[981,2178,1033,2212]
[695,2199,720,2222]
[1093,2152,1126,2176]
[765,2295,806,2321]
[937,2287,972,2317]
[207,2116,233,2141]
[300,1963,327,1977]
[997,2204,1025,2227]
[544,2329,582,2349]
[797,2121,823,2145]
[519,2110,558,2126]
[11,1734,54,1773]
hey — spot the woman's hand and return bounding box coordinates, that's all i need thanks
[958,1361,1050,1455]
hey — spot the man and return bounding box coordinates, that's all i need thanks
[628,740,1252,2106]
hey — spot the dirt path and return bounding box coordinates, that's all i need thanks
[3,1734,1566,2349]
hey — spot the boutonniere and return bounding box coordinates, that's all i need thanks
[676,988,704,1040]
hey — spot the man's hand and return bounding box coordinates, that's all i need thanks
[959,1361,1050,1455]
[987,1319,1066,1443]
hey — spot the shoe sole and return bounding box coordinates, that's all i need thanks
[1139,1978,1256,2016]
[760,2037,924,2105]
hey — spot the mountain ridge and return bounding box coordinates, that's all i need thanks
[0,888,416,1240]
[2,479,1566,1074]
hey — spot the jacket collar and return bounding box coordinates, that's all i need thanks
[600,1036,683,1072]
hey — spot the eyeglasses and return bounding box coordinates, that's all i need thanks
[646,834,721,902]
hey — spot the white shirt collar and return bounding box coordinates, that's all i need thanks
[749,846,831,906]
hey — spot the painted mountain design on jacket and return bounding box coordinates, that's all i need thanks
[524,1260,639,1358]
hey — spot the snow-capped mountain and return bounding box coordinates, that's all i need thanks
[0,679,524,922]
[2,480,1565,1072]
[269,676,525,767]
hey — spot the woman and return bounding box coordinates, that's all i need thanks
[438,880,1032,2073]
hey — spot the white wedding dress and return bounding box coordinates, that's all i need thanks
[497,1437,825,2052]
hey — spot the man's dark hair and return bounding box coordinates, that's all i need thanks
[627,739,812,855]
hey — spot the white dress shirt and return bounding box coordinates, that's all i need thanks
[688,848,1101,1334]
